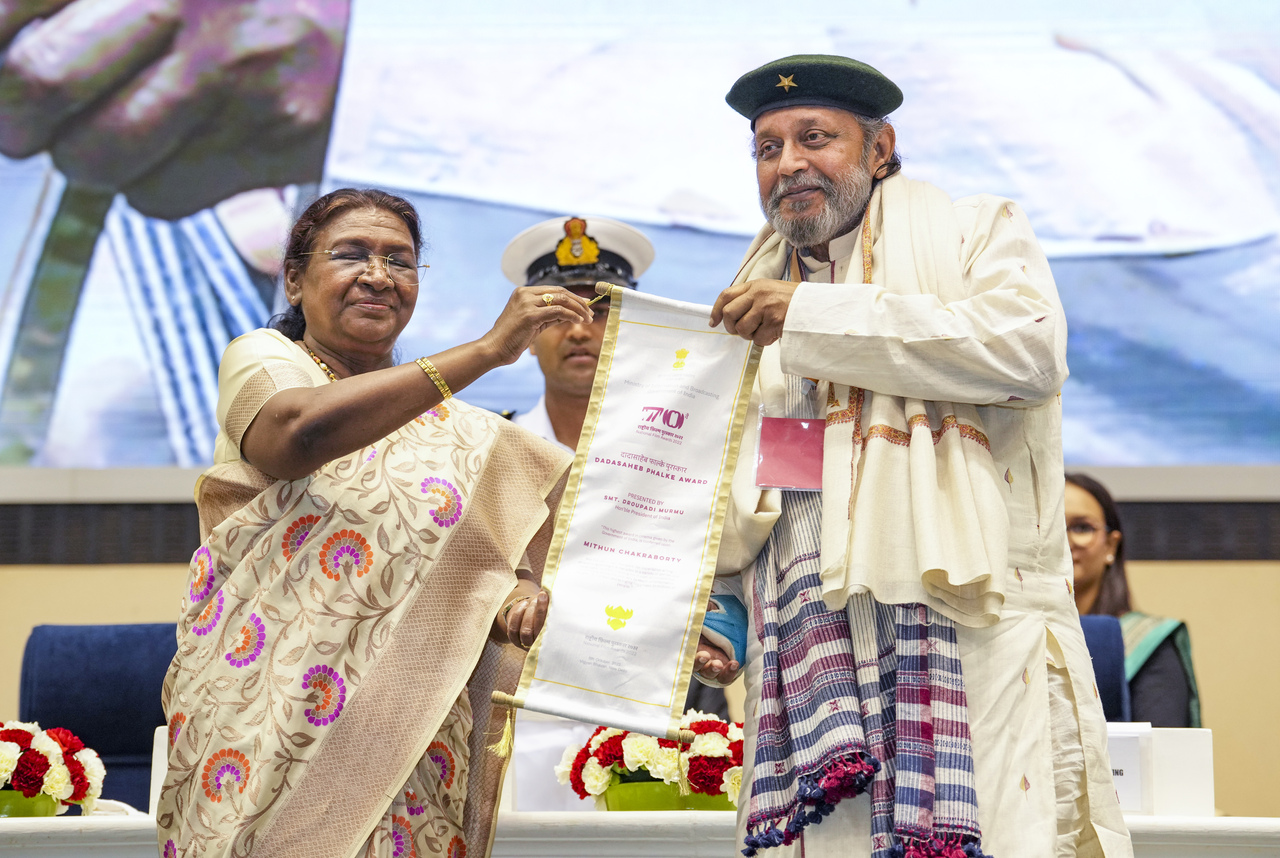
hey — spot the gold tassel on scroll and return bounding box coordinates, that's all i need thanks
[676,758,693,796]
[487,691,517,757]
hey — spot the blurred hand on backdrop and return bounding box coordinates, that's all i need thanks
[0,0,350,219]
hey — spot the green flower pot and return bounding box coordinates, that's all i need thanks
[681,790,734,811]
[602,779,734,811]
[0,790,58,817]
[603,780,686,811]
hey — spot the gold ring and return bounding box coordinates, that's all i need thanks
[541,293,554,306]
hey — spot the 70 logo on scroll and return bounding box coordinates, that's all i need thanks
[642,406,688,430]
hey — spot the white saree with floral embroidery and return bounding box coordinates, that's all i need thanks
[157,329,569,858]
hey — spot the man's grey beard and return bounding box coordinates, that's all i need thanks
[762,160,874,249]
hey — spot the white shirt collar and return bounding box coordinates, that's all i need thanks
[797,219,862,275]
[511,394,574,453]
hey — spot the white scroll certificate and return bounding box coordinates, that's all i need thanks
[513,287,760,739]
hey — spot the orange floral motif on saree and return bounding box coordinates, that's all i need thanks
[158,401,555,858]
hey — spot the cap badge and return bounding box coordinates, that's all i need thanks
[775,74,797,92]
[555,216,600,266]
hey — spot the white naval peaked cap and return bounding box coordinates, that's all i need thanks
[500,215,655,287]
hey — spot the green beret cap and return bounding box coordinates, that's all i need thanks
[725,54,903,126]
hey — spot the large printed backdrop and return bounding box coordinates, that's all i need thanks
[0,1,1278,468]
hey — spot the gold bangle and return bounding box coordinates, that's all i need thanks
[415,357,452,400]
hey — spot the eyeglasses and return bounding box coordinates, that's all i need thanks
[1065,521,1105,547]
[301,246,428,286]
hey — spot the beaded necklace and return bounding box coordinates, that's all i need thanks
[304,345,338,382]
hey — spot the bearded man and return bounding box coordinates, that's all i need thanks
[693,55,1132,858]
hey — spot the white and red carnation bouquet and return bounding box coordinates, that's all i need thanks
[555,709,744,805]
[0,721,105,814]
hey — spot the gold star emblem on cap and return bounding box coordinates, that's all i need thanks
[776,74,797,92]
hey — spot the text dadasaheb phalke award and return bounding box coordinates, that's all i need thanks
[507,285,761,739]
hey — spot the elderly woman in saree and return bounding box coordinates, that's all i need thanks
[157,188,595,858]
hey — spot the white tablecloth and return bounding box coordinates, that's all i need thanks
[4,810,1280,857]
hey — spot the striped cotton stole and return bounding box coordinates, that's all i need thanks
[744,377,988,858]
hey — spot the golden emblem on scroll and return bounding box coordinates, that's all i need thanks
[605,605,634,631]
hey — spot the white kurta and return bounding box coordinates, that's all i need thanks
[717,187,1131,858]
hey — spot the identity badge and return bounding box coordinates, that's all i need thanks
[755,416,823,491]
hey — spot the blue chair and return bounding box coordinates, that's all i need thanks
[19,623,177,812]
[1078,614,1132,722]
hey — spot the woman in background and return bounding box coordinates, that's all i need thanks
[1065,472,1201,727]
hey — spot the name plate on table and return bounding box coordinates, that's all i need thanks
[1107,723,1216,816]
[1107,723,1153,814]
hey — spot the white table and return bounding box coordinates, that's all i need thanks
[0,802,156,857]
[5,810,1280,857]
[491,812,1280,858]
